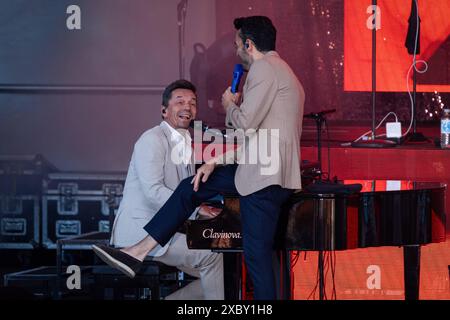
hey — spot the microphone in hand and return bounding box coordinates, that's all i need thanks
[231,64,244,94]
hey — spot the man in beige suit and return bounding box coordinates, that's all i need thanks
[109,80,224,300]
[94,16,304,300]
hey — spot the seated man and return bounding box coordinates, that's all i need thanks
[107,80,224,300]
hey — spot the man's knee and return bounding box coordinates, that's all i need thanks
[178,177,195,194]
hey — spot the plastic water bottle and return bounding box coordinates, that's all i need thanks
[441,109,450,149]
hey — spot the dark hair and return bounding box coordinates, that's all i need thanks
[162,79,197,107]
[234,16,276,52]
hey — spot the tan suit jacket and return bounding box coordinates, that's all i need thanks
[111,122,195,257]
[225,51,305,196]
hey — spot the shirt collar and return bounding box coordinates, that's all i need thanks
[161,121,191,144]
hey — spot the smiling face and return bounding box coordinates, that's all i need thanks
[162,88,197,130]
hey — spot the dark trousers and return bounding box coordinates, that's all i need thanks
[144,164,293,300]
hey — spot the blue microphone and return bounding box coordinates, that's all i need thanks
[231,64,244,93]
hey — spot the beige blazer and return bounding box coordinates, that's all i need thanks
[225,51,305,196]
[110,122,195,257]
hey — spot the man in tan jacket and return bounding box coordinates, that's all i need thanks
[93,16,305,300]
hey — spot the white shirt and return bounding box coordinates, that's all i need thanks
[161,121,198,220]
[161,121,193,178]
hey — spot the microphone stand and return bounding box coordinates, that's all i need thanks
[177,0,188,78]
[404,0,428,143]
[304,109,336,181]
[314,114,326,181]
[351,0,396,148]
[308,112,332,300]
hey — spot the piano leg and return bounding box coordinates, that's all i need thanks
[275,250,291,300]
[403,245,421,300]
[223,252,242,300]
[318,250,325,300]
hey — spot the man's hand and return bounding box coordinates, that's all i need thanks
[221,87,241,111]
[191,163,216,192]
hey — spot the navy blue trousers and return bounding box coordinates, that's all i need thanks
[144,164,293,300]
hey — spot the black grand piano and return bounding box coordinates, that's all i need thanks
[186,179,447,300]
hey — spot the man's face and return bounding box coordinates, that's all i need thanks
[162,88,197,129]
[235,30,252,71]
